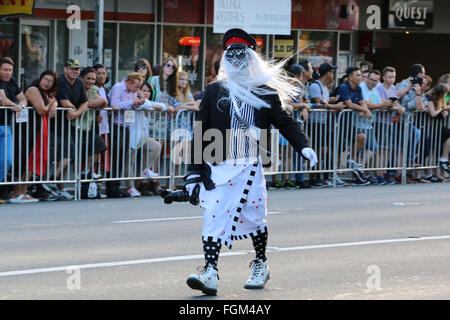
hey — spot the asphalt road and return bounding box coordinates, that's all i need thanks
[1,182,450,300]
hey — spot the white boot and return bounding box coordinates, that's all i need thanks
[244,258,270,289]
[186,264,218,296]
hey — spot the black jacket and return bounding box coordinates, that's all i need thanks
[187,81,310,188]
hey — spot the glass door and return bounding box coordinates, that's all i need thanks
[20,20,50,89]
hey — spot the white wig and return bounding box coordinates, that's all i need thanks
[216,48,299,110]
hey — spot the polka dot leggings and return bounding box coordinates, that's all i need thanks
[203,240,221,268]
[251,231,268,262]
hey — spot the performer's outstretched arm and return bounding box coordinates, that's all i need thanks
[268,93,311,157]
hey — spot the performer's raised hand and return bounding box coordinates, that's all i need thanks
[301,147,318,168]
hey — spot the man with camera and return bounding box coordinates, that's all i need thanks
[397,64,428,173]
[397,63,426,101]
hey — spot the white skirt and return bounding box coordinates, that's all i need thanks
[199,157,268,249]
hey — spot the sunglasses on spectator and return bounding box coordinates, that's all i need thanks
[42,77,54,84]
[137,65,147,70]
[165,63,176,70]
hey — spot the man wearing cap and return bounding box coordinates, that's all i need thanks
[183,28,317,296]
[42,59,89,200]
[308,63,345,187]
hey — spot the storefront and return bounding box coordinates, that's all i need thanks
[358,0,450,82]
[1,0,361,94]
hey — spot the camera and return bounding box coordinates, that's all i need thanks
[160,184,200,205]
[411,76,423,86]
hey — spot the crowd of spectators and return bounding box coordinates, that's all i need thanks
[271,60,450,189]
[1,53,450,204]
[0,56,197,204]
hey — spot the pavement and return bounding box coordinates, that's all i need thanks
[1,182,450,300]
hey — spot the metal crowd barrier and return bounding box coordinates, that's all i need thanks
[1,106,449,202]
[75,108,174,198]
[1,106,80,198]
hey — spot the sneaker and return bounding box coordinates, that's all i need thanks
[0,198,6,205]
[244,258,270,289]
[321,180,333,187]
[58,189,74,200]
[28,185,59,201]
[128,187,141,197]
[272,180,284,189]
[42,183,59,196]
[142,168,159,178]
[385,176,396,185]
[347,159,364,170]
[352,178,370,186]
[365,175,377,185]
[439,161,450,175]
[9,194,39,204]
[352,171,370,186]
[186,264,218,296]
[376,176,388,185]
[352,170,367,183]
[425,175,443,183]
[309,179,325,188]
[295,180,311,188]
[40,193,60,201]
[283,179,297,189]
[333,175,348,187]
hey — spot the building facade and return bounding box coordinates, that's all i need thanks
[0,0,363,95]
[1,0,447,95]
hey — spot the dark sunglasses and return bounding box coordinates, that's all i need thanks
[165,63,176,70]
[137,65,147,70]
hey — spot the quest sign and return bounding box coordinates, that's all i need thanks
[387,0,433,29]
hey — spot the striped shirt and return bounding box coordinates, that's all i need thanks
[228,98,259,161]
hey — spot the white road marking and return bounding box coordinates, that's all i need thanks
[1,234,450,278]
[110,211,283,224]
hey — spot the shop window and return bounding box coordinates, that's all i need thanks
[339,32,351,51]
[56,20,68,74]
[298,31,335,70]
[205,28,223,87]
[0,20,16,59]
[275,33,295,65]
[20,24,50,89]
[118,23,153,83]
[164,0,204,24]
[88,21,116,86]
[163,26,203,94]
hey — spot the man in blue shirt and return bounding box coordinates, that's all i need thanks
[337,67,371,185]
